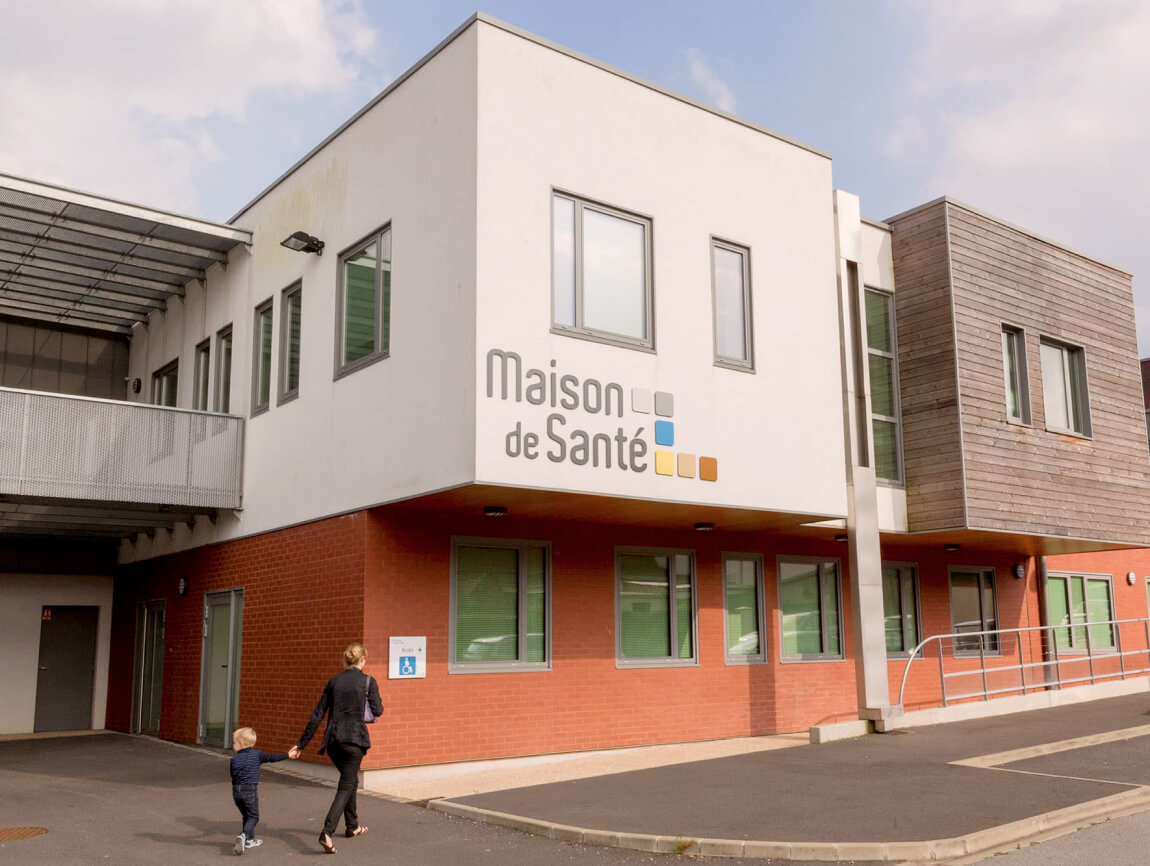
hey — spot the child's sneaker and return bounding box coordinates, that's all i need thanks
[244,839,263,850]
[234,833,245,855]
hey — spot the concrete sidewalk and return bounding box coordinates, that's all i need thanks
[2,693,1149,864]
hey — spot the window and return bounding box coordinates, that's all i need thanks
[450,539,549,672]
[1001,325,1031,424]
[279,282,302,404]
[882,564,919,656]
[1047,573,1114,651]
[616,549,695,666]
[151,359,178,407]
[723,554,765,663]
[337,226,391,375]
[865,288,902,482]
[192,340,210,411]
[779,558,842,660]
[712,240,753,369]
[949,568,999,655]
[1040,339,1091,436]
[215,326,233,413]
[252,299,273,415]
[552,192,652,350]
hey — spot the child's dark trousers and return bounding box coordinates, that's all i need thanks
[233,784,260,840]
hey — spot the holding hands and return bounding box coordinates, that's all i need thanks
[288,746,301,760]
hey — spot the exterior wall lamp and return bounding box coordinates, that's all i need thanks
[280,231,325,255]
[483,506,507,517]
[943,543,960,552]
[694,522,714,531]
[1128,571,1138,586]
[1013,563,1026,580]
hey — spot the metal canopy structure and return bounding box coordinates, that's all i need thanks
[0,172,251,335]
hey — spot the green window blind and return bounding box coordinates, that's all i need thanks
[724,557,760,656]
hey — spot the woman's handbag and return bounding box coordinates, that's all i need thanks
[363,675,381,723]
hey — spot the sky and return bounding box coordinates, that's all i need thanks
[3,0,1149,351]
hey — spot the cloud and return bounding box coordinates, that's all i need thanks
[0,0,377,215]
[685,48,737,113]
[885,0,1150,350]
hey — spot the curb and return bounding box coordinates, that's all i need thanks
[428,786,1150,862]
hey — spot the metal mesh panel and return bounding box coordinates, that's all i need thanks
[0,387,242,508]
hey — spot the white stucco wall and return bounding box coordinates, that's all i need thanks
[0,574,113,734]
[473,22,847,519]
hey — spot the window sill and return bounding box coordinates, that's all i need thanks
[551,326,654,354]
[780,655,846,664]
[448,662,551,674]
[276,390,300,408]
[714,358,755,374]
[724,655,767,665]
[1005,417,1032,428]
[334,350,390,381]
[250,403,270,419]
[616,658,698,669]
[1044,426,1091,440]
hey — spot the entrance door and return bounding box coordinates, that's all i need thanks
[34,605,99,732]
[132,600,165,735]
[200,589,243,747]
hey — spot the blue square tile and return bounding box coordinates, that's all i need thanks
[655,420,674,446]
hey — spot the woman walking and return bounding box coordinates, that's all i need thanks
[291,642,383,854]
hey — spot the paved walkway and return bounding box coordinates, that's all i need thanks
[1,693,1149,864]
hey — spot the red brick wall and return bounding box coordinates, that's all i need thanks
[107,512,367,753]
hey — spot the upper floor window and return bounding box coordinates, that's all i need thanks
[865,288,902,483]
[1040,338,1091,436]
[949,567,999,655]
[252,298,273,416]
[552,192,652,350]
[278,282,302,404]
[616,548,695,666]
[151,359,178,407]
[450,538,550,672]
[215,326,233,413]
[712,239,753,370]
[723,553,765,663]
[1001,325,1031,424]
[779,558,842,661]
[192,339,210,411]
[337,226,391,376]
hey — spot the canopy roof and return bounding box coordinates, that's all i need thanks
[0,172,251,335]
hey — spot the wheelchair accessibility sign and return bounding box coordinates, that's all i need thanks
[388,636,426,679]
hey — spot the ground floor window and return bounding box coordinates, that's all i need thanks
[1047,572,1114,651]
[723,554,765,663]
[882,563,919,656]
[616,549,696,666]
[778,558,841,660]
[949,568,999,655]
[450,539,550,672]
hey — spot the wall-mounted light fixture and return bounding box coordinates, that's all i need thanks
[280,230,325,255]
[694,522,714,532]
[1013,563,1026,580]
[483,506,507,518]
[833,533,848,543]
[943,543,960,552]
[1128,571,1138,586]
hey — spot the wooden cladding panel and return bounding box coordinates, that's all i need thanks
[945,204,1150,544]
[889,202,964,531]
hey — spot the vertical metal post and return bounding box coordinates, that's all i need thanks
[18,393,31,495]
[1085,616,1095,685]
[1017,632,1027,695]
[979,632,989,701]
[939,642,948,707]
[1052,624,1062,689]
[1117,620,1126,680]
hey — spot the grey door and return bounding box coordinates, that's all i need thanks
[34,605,99,732]
[199,589,243,747]
[132,601,165,736]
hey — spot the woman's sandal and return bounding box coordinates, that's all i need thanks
[345,825,369,838]
[318,833,338,854]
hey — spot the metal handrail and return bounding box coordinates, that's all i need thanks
[896,617,1150,710]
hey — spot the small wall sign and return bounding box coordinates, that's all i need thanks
[388,636,426,679]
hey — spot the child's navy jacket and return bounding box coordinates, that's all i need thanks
[229,748,289,786]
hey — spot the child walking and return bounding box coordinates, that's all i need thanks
[229,727,294,855]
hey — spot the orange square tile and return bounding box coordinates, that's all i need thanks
[677,453,695,478]
[699,456,718,482]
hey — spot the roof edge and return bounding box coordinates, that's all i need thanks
[885,196,1132,278]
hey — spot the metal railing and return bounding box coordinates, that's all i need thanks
[0,386,243,509]
[896,618,1150,710]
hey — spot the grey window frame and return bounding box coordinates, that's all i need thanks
[151,358,178,407]
[948,566,1000,657]
[881,561,921,658]
[251,297,273,417]
[1045,570,1115,654]
[278,281,302,406]
[711,237,754,371]
[448,536,552,674]
[777,556,844,662]
[214,325,232,414]
[192,339,210,411]
[722,552,766,664]
[551,190,655,352]
[1001,324,1031,425]
[865,287,903,485]
[1039,336,1091,437]
[335,224,391,379]
[615,546,697,668]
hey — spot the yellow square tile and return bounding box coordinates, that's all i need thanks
[655,450,674,476]
[677,453,696,478]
